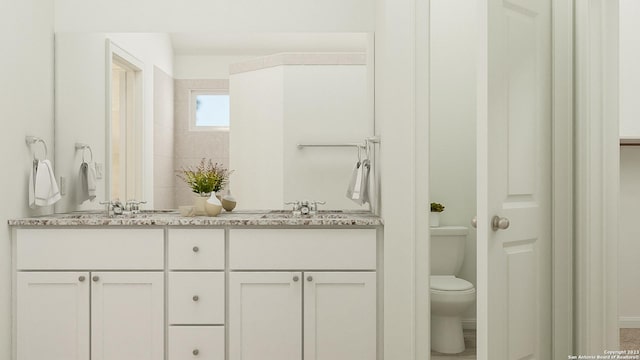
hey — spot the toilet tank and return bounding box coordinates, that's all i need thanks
[430,226,469,276]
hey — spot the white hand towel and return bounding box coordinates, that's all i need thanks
[87,162,96,200]
[34,160,61,207]
[28,160,37,208]
[77,162,89,204]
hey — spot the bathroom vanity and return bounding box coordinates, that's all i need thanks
[9,211,383,360]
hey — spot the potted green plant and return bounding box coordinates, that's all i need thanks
[430,202,445,227]
[177,159,231,216]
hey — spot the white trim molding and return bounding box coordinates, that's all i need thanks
[619,317,640,329]
[574,0,620,353]
[551,0,575,358]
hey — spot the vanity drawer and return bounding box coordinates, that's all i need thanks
[15,228,164,270]
[169,272,225,325]
[168,229,225,270]
[229,229,377,270]
[169,326,225,360]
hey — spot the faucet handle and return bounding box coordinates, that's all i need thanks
[284,201,301,210]
[125,199,147,212]
[308,201,326,215]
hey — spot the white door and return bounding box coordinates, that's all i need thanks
[17,272,90,360]
[303,272,376,360]
[229,272,302,360]
[90,272,164,360]
[477,0,552,359]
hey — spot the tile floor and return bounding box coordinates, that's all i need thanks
[621,328,640,351]
[431,329,476,360]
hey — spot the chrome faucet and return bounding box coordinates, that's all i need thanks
[100,200,125,216]
[125,200,147,214]
[284,200,326,216]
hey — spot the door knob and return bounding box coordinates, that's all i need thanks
[471,216,477,229]
[491,215,510,231]
[78,276,86,282]
[92,276,100,282]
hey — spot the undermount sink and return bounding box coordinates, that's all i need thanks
[138,209,180,215]
[260,210,351,219]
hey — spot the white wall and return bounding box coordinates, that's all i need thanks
[229,67,285,209]
[0,0,55,358]
[375,0,429,357]
[620,0,640,138]
[53,0,374,33]
[174,55,254,79]
[55,33,173,211]
[430,0,477,324]
[229,63,370,210]
[283,65,371,209]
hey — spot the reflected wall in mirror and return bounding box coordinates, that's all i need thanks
[54,32,374,213]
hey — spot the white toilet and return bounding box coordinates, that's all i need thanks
[430,226,475,354]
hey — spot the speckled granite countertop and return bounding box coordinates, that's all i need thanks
[8,210,383,227]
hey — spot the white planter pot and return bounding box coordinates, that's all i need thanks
[430,212,441,227]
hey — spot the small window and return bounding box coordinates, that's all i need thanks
[190,90,230,130]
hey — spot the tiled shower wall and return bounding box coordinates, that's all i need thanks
[174,79,230,207]
[153,67,175,209]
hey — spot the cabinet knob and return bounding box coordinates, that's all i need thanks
[78,276,86,282]
[307,276,313,282]
[293,276,299,282]
[92,276,100,282]
[192,295,199,302]
[192,349,200,356]
[192,246,199,253]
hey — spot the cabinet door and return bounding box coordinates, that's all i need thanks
[91,272,164,360]
[17,272,90,360]
[303,272,377,360]
[229,272,302,360]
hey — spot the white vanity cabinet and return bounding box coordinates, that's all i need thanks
[168,229,226,360]
[11,222,381,360]
[17,272,90,360]
[14,229,165,360]
[228,229,378,360]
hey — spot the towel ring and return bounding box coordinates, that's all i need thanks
[75,143,93,163]
[25,136,48,161]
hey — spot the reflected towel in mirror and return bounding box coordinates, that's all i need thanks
[77,162,97,204]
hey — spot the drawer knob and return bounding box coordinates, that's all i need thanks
[192,349,200,356]
[192,295,199,302]
[307,276,313,282]
[293,276,299,282]
[92,276,100,282]
[78,276,86,282]
[192,246,199,253]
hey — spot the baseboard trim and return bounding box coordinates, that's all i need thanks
[619,317,640,328]
[462,318,476,330]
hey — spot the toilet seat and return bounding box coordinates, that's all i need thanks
[430,275,474,291]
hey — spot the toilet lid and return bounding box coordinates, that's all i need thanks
[430,276,474,291]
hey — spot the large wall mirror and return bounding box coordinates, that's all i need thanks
[54,32,375,213]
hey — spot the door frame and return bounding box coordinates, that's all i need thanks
[574,0,620,353]
[413,0,574,358]
[105,39,144,203]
